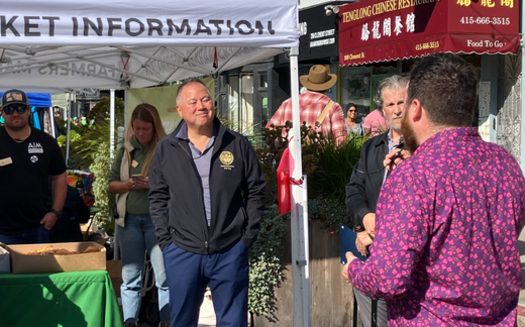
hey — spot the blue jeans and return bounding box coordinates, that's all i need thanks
[117,214,170,323]
[0,225,50,244]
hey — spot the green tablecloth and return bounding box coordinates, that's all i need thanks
[0,270,123,327]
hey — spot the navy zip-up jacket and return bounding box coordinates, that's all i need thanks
[149,118,266,254]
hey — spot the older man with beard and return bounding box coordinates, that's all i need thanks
[343,53,525,326]
[345,75,408,327]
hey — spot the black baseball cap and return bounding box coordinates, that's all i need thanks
[1,89,29,108]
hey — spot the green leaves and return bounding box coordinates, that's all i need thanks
[248,124,366,320]
[248,205,287,322]
[89,141,115,234]
[308,136,364,201]
[87,96,125,126]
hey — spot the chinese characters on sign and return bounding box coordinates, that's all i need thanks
[394,16,403,36]
[457,0,513,8]
[361,13,414,41]
[383,17,391,37]
[339,0,519,66]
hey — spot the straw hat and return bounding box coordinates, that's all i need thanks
[300,65,337,92]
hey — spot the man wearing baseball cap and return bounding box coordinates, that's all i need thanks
[0,89,67,244]
[266,64,347,143]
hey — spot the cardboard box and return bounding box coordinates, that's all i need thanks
[8,241,106,274]
[0,243,10,273]
[106,260,122,298]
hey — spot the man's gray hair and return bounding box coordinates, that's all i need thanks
[176,78,212,106]
[373,75,409,109]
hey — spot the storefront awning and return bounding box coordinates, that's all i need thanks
[339,0,519,66]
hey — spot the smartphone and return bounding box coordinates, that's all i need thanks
[390,142,405,166]
[131,174,144,179]
[391,150,402,162]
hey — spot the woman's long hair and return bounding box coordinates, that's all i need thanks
[130,104,166,176]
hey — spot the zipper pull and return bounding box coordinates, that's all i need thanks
[205,241,208,249]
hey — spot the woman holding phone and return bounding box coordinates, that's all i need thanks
[109,104,170,327]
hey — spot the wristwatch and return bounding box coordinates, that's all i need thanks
[50,209,62,218]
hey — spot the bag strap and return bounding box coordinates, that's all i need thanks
[123,147,132,169]
[122,147,137,170]
[315,100,335,129]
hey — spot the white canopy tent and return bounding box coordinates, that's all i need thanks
[0,1,311,326]
[0,1,295,89]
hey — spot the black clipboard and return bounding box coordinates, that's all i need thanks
[340,224,368,264]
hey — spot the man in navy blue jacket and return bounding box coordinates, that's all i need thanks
[149,78,266,327]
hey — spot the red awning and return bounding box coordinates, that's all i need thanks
[339,0,519,66]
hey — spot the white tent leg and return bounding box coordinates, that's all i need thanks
[289,46,311,327]
[65,92,71,166]
[110,88,119,261]
[110,89,115,159]
[49,107,56,138]
[124,88,129,131]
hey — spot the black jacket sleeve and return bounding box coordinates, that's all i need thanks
[240,138,266,248]
[345,135,388,230]
[148,142,172,250]
[345,144,373,229]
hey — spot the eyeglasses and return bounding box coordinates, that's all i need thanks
[2,105,28,115]
[348,110,357,113]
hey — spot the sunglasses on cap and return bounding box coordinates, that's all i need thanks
[2,105,28,115]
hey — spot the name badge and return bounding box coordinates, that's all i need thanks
[131,160,139,168]
[0,157,13,166]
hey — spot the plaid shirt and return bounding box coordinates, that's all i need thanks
[266,90,347,142]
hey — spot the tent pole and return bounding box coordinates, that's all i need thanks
[49,107,56,138]
[289,46,311,327]
[521,1,525,170]
[124,88,128,132]
[110,89,115,159]
[65,92,71,166]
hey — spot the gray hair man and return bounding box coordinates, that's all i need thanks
[345,75,408,327]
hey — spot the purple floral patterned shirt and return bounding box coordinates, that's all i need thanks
[348,127,525,326]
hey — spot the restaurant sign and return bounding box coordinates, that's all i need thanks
[339,0,519,66]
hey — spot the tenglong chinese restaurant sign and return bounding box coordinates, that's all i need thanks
[339,0,519,66]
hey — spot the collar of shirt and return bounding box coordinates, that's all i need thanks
[303,89,325,96]
[176,121,217,154]
[382,129,405,184]
[129,134,144,150]
[414,127,479,155]
[387,128,404,153]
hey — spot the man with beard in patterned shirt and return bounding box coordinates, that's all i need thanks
[342,53,525,326]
